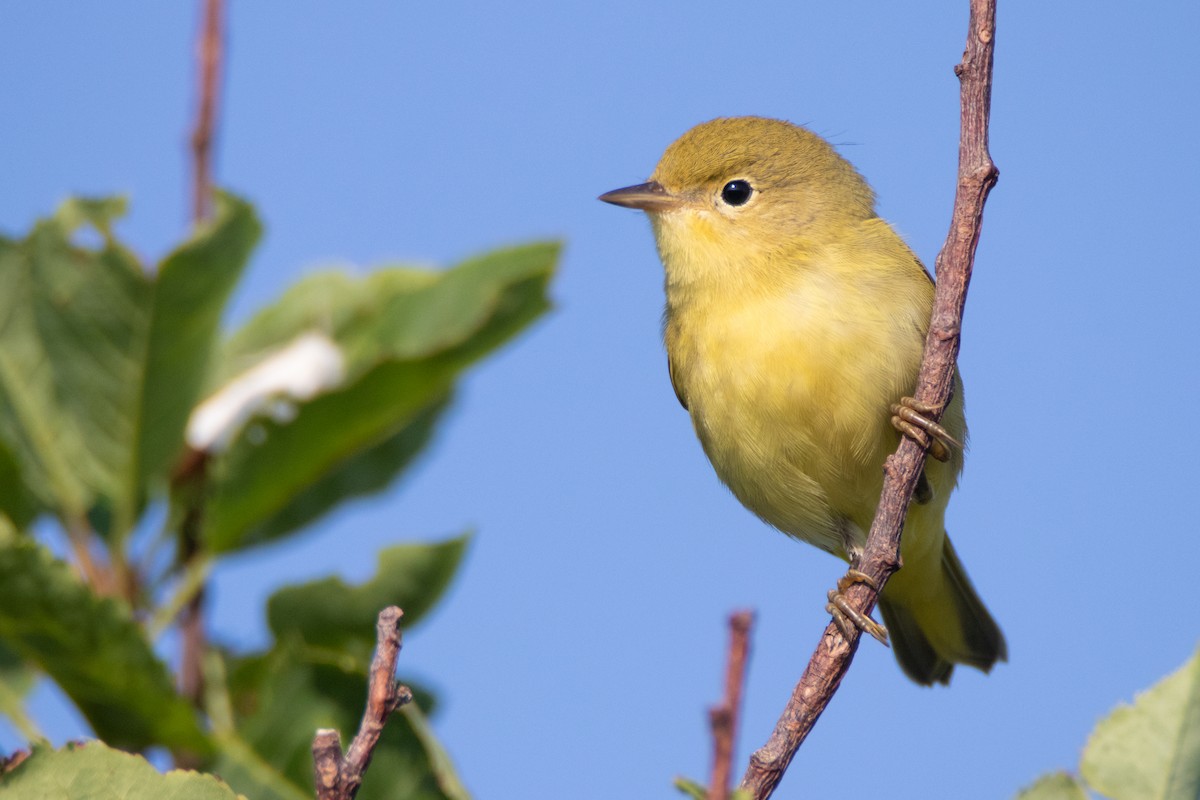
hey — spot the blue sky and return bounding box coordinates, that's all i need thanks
[3,2,1199,798]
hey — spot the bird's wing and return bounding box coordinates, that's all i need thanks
[667,354,689,410]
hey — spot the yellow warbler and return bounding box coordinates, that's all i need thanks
[600,116,1004,685]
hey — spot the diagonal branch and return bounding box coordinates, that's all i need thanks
[738,1,999,797]
[313,606,414,800]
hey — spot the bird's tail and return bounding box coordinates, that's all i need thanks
[878,533,1007,686]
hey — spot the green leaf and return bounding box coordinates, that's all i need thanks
[219,241,558,379]
[0,440,38,528]
[0,193,259,537]
[0,527,209,753]
[53,196,128,235]
[1,741,244,800]
[0,197,143,518]
[0,638,40,741]
[672,777,751,800]
[135,192,261,495]
[1081,647,1200,800]
[267,534,469,659]
[366,241,559,367]
[673,777,709,800]
[401,702,472,800]
[200,358,452,553]
[236,396,450,547]
[199,241,558,553]
[215,269,434,382]
[0,638,35,701]
[1015,772,1090,800]
[217,642,450,800]
[206,731,312,800]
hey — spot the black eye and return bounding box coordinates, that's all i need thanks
[720,179,753,206]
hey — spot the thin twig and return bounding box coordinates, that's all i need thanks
[709,611,754,800]
[171,447,212,724]
[738,1,999,796]
[147,553,213,639]
[313,607,414,800]
[191,0,223,222]
[177,506,207,710]
[64,516,109,595]
[176,0,225,720]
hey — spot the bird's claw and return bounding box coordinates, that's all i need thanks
[825,569,889,646]
[890,396,961,462]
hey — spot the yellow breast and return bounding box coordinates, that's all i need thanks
[660,214,938,555]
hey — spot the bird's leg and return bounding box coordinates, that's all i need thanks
[913,471,933,504]
[891,396,961,463]
[825,569,889,646]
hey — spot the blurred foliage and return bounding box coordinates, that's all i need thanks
[673,776,751,800]
[0,522,207,754]
[1015,647,1200,800]
[1016,773,1093,800]
[0,193,558,798]
[2,741,246,800]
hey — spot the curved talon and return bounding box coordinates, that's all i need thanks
[840,568,879,592]
[825,569,889,646]
[827,599,860,641]
[894,397,962,446]
[892,417,948,461]
[890,397,960,462]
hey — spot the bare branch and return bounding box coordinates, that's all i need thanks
[312,606,413,800]
[313,730,344,800]
[738,1,999,796]
[708,611,754,800]
[191,0,224,222]
[176,0,225,721]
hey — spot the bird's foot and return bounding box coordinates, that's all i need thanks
[825,569,889,646]
[890,396,961,462]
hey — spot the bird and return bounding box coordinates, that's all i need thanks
[599,116,1005,685]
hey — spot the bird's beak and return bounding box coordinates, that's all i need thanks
[598,181,682,212]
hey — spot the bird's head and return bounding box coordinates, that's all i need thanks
[600,117,877,288]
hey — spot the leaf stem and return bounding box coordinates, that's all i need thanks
[147,554,213,639]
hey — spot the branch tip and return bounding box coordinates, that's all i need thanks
[191,0,224,223]
[708,609,754,800]
[310,607,410,800]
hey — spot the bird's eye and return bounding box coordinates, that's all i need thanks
[720,179,754,207]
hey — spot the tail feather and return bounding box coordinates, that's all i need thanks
[941,534,1008,669]
[879,533,1006,686]
[878,596,954,685]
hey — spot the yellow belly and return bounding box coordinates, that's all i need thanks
[664,270,936,559]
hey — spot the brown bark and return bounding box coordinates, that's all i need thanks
[190,0,223,222]
[708,611,754,800]
[313,607,414,800]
